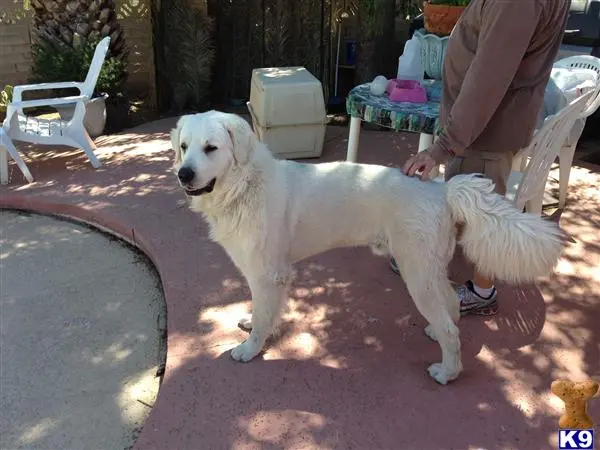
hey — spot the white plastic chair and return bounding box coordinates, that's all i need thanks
[0,36,111,184]
[552,55,600,208]
[506,89,594,214]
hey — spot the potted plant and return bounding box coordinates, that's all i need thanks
[423,0,469,37]
[29,37,127,137]
[414,0,469,79]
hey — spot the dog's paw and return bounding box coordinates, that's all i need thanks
[231,340,261,362]
[238,315,253,331]
[427,362,461,385]
[424,324,438,342]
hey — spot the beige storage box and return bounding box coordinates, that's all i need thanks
[248,66,327,159]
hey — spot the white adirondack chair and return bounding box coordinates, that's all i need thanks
[552,55,600,208]
[506,89,594,214]
[0,36,111,184]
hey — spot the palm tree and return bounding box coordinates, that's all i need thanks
[354,0,396,84]
[346,0,421,84]
[29,0,127,62]
[153,0,215,112]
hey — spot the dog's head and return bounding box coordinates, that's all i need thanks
[170,110,257,196]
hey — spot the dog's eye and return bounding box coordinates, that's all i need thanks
[181,143,188,152]
[204,145,217,154]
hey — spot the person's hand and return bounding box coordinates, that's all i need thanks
[402,150,439,181]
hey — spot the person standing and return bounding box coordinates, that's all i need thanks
[392,0,571,316]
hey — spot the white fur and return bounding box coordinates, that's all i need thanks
[171,110,565,385]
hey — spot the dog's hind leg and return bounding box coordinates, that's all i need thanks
[231,271,290,362]
[399,263,463,384]
[445,282,460,325]
[424,279,460,342]
[420,289,462,385]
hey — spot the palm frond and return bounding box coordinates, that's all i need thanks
[158,0,215,112]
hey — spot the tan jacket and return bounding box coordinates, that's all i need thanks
[429,0,570,160]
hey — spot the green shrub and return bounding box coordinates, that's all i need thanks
[30,38,126,98]
[0,85,13,113]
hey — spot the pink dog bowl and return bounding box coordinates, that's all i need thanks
[386,79,427,103]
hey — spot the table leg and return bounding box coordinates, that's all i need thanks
[0,145,8,185]
[418,132,433,152]
[346,117,361,162]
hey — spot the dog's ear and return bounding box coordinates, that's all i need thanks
[170,116,185,165]
[220,113,257,165]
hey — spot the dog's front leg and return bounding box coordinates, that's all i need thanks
[231,272,289,362]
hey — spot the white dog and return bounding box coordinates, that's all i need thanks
[171,110,564,385]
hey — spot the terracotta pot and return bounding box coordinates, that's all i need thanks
[423,1,466,36]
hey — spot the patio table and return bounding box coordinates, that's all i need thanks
[345,79,443,163]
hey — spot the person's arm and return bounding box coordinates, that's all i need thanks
[428,0,543,162]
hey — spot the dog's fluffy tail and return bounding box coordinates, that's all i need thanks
[445,174,565,284]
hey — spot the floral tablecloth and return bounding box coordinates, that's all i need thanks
[346,79,442,135]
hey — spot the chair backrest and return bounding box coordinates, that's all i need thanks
[513,89,593,211]
[554,55,600,118]
[81,36,111,98]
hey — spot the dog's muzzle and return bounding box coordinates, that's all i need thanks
[177,166,216,196]
[184,178,216,196]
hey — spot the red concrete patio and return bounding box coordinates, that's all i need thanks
[1,118,599,450]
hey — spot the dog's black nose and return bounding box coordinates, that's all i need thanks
[178,167,195,184]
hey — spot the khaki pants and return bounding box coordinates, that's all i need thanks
[444,149,514,196]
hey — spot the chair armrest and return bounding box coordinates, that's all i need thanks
[12,82,84,102]
[581,85,600,118]
[9,95,89,110]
